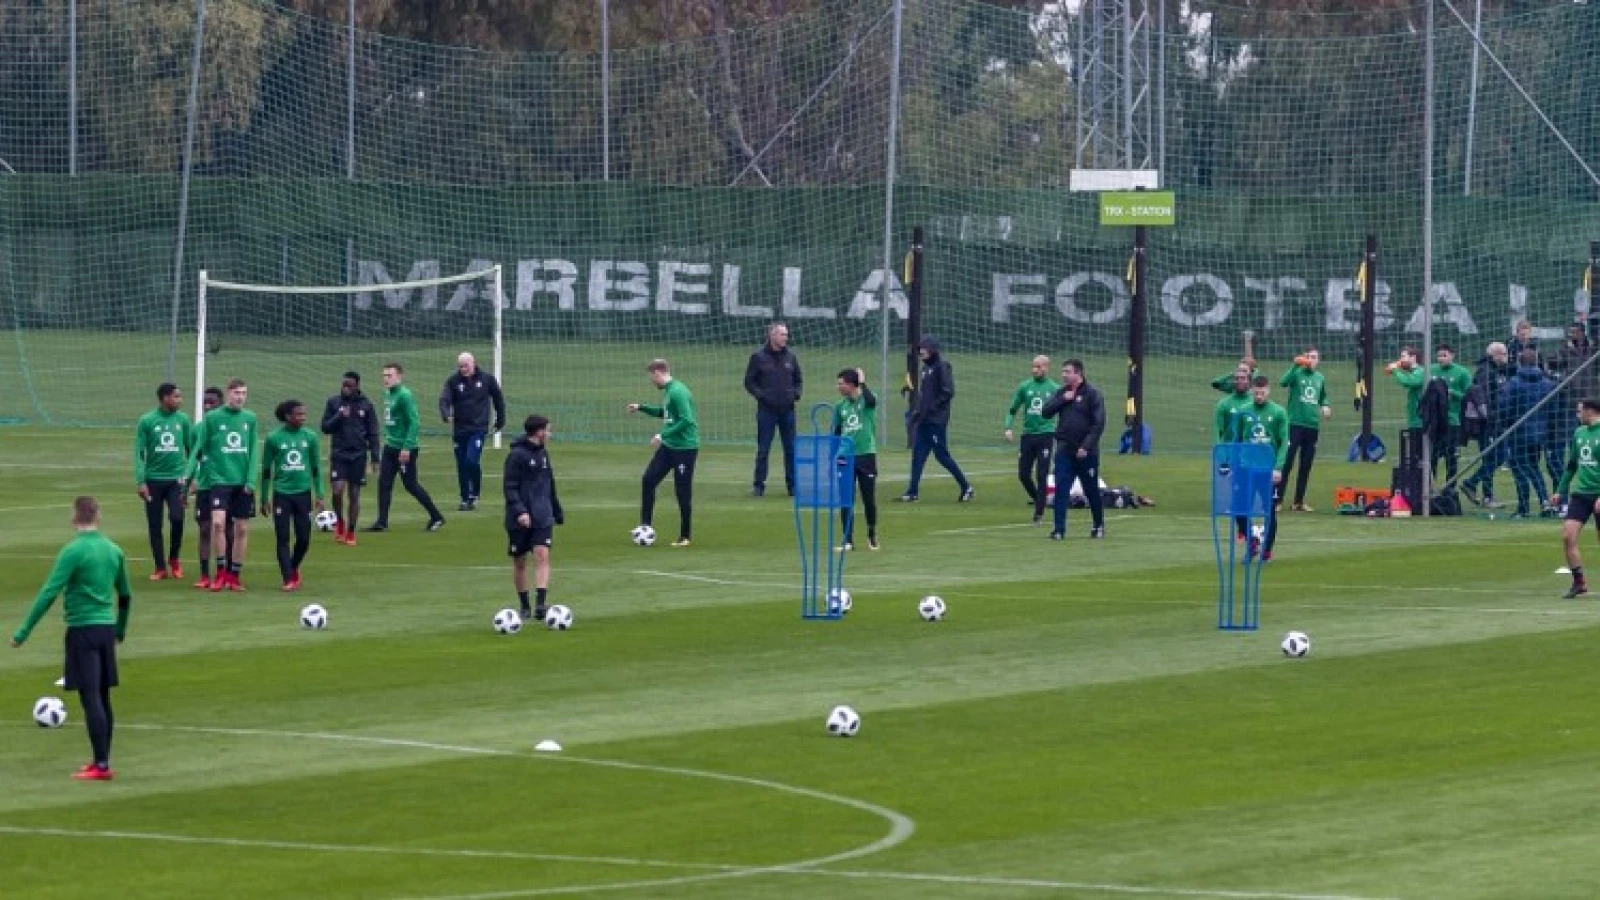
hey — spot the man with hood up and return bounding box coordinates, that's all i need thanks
[898,337,974,503]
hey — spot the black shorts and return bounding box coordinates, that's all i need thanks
[507,526,553,557]
[1566,494,1600,525]
[145,479,185,518]
[193,488,212,525]
[854,454,879,480]
[329,456,368,487]
[209,485,256,520]
[272,491,312,520]
[63,625,118,692]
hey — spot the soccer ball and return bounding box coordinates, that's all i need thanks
[544,605,574,631]
[314,510,338,531]
[33,696,67,728]
[918,595,946,622]
[1281,630,1311,658]
[299,603,328,630]
[825,705,861,737]
[828,588,852,615]
[630,525,657,547]
[493,608,523,635]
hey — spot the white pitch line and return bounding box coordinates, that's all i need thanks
[629,569,788,588]
[804,869,1399,900]
[0,826,731,873]
[930,522,1037,536]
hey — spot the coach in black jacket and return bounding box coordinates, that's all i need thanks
[1040,358,1107,539]
[503,415,563,623]
[743,322,803,497]
[321,371,380,537]
[439,351,506,511]
[899,336,973,502]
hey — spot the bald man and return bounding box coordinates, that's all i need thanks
[440,352,506,511]
[1005,355,1060,523]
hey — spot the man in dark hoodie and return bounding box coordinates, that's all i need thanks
[1499,349,1553,518]
[321,371,380,543]
[898,336,973,503]
[1461,342,1512,508]
[1041,359,1107,539]
[743,322,802,497]
[504,414,563,623]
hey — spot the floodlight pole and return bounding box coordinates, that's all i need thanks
[1421,0,1435,517]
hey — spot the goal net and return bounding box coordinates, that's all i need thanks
[195,266,502,438]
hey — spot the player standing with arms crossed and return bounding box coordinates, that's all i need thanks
[134,383,193,579]
[834,368,879,551]
[1278,349,1330,512]
[628,359,699,547]
[10,497,131,780]
[504,415,564,623]
[184,379,258,592]
[369,363,446,532]
[262,400,326,591]
[1553,399,1600,598]
[322,371,379,544]
[1005,355,1058,525]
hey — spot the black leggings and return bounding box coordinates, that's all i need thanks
[1018,434,1052,517]
[273,492,313,581]
[642,447,698,540]
[1281,425,1319,506]
[377,446,443,525]
[842,455,879,541]
[143,480,185,568]
[79,682,115,766]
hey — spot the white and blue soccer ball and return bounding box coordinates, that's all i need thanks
[493,608,523,635]
[825,704,861,737]
[544,605,573,631]
[918,595,946,622]
[299,603,328,630]
[630,525,657,547]
[1281,630,1311,658]
[314,509,339,532]
[828,588,852,615]
[33,696,67,729]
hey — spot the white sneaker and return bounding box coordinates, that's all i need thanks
[53,676,66,687]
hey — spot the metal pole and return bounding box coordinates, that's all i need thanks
[1421,0,1435,517]
[1122,0,1133,167]
[1074,1,1084,169]
[345,0,356,329]
[194,272,208,423]
[1156,0,1165,178]
[68,0,77,175]
[1463,0,1481,195]
[879,0,905,412]
[493,264,504,449]
[166,0,206,382]
[601,0,611,181]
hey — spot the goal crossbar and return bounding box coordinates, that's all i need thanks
[194,265,506,447]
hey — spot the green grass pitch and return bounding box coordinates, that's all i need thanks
[3,426,1599,900]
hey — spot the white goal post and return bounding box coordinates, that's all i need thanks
[195,265,505,447]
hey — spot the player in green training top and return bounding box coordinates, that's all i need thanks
[187,386,225,589]
[1430,344,1473,486]
[1005,355,1059,524]
[834,368,879,551]
[1214,366,1253,444]
[369,362,446,532]
[628,358,699,547]
[1387,346,1426,431]
[10,497,131,780]
[1279,348,1330,512]
[261,400,326,592]
[184,378,259,592]
[134,382,194,580]
[1552,399,1600,598]
[1226,376,1289,561]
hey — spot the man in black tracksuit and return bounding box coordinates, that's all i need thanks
[320,371,380,540]
[1041,359,1107,540]
[440,351,506,511]
[899,336,973,502]
[743,322,802,497]
[504,415,563,623]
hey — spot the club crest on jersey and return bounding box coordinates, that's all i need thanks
[224,431,245,452]
[157,431,178,450]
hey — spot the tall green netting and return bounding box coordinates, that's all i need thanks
[2,0,1599,454]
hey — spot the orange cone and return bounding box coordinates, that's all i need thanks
[1390,491,1412,518]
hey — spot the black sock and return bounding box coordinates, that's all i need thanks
[215,556,227,575]
[1574,566,1585,584]
[230,562,243,575]
[518,590,531,612]
[200,558,211,577]
[535,588,548,609]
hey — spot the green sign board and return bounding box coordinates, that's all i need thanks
[1098,191,1176,226]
